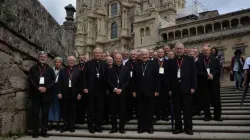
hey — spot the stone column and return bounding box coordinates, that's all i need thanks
[212,25,214,32]
[180,30,183,38]
[188,29,190,37]
[221,23,223,30]
[62,4,76,56]
[173,32,176,40]
[204,26,206,34]
[238,18,242,27]
[196,28,198,35]
[229,21,232,29]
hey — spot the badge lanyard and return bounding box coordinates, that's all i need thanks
[177,58,183,78]
[158,60,164,68]
[39,65,47,77]
[79,65,84,71]
[95,62,101,78]
[142,62,148,76]
[68,68,74,80]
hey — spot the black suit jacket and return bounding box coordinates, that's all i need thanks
[168,55,197,94]
[198,56,221,88]
[108,65,130,94]
[132,60,160,97]
[28,63,55,102]
[58,66,82,98]
[154,58,169,91]
[83,60,108,94]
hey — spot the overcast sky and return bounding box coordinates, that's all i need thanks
[39,0,250,24]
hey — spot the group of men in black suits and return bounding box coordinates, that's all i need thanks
[29,42,223,138]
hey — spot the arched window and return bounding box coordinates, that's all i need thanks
[111,22,118,39]
[145,27,150,36]
[111,3,118,16]
[140,28,144,37]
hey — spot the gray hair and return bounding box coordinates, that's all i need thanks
[141,49,149,54]
[67,56,76,61]
[38,51,47,56]
[54,57,63,63]
[175,42,184,48]
[93,47,103,53]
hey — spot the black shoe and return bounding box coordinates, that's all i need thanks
[119,129,125,134]
[204,116,212,121]
[95,128,103,133]
[185,129,193,135]
[60,127,67,133]
[41,132,49,138]
[69,128,75,133]
[89,129,95,134]
[162,116,169,121]
[173,129,183,134]
[138,129,144,134]
[147,128,154,134]
[32,133,39,138]
[109,128,118,134]
[47,126,53,131]
[153,117,160,122]
[214,117,223,122]
[55,125,61,131]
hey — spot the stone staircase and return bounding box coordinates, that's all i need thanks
[48,86,250,140]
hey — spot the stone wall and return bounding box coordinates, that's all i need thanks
[0,0,75,135]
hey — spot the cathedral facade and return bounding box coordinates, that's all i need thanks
[75,0,250,82]
[75,0,185,58]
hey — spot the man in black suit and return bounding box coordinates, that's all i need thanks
[28,51,55,138]
[83,48,109,133]
[125,50,138,121]
[75,55,87,124]
[132,49,160,134]
[108,54,130,134]
[154,48,169,122]
[168,43,197,135]
[199,45,222,122]
[58,56,82,133]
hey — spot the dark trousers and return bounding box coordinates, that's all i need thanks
[193,88,202,113]
[202,82,221,118]
[103,92,110,123]
[61,96,77,129]
[110,93,126,129]
[127,90,137,120]
[76,94,88,124]
[137,94,154,130]
[173,83,193,130]
[87,93,104,130]
[155,88,170,119]
[32,96,50,133]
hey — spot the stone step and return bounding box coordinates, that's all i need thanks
[221,96,250,100]
[220,99,250,103]
[47,130,250,140]
[210,106,250,110]
[119,120,250,126]
[72,125,250,133]
[220,91,246,94]
[220,94,249,97]
[220,103,250,106]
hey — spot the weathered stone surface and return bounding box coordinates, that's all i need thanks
[0,0,75,135]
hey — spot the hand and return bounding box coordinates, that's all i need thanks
[230,70,233,74]
[58,94,62,99]
[38,87,43,92]
[208,74,213,80]
[191,89,195,94]
[115,89,122,95]
[155,92,159,97]
[42,87,46,92]
[169,91,172,96]
[132,92,136,98]
[83,89,88,94]
[77,94,82,100]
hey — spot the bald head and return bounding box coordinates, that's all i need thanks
[93,47,102,60]
[157,48,164,58]
[203,45,211,57]
[106,56,113,67]
[115,53,123,65]
[67,56,76,68]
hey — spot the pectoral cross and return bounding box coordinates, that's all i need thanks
[97,73,100,78]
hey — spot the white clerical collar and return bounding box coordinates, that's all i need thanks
[159,58,163,61]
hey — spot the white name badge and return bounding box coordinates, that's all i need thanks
[206,68,210,74]
[69,79,72,87]
[177,69,181,78]
[130,71,133,77]
[159,68,164,74]
[55,76,59,83]
[39,77,45,84]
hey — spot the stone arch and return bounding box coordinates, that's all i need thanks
[140,28,144,37]
[197,26,204,35]
[182,29,188,38]
[222,20,230,30]
[205,24,212,33]
[214,22,221,32]
[168,32,174,40]
[175,30,181,39]
[190,27,196,36]
[231,18,239,28]
[145,27,150,36]
[162,33,167,41]
[241,16,250,27]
